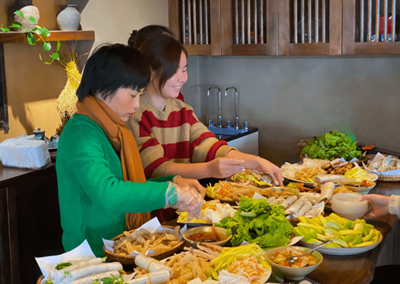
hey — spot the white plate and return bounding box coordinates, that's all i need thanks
[284,173,378,185]
[299,234,382,256]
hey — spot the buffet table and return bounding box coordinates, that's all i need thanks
[305,181,400,284]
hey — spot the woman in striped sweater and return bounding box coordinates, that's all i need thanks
[127,34,283,189]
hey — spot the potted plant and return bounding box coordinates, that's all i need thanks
[1,9,60,64]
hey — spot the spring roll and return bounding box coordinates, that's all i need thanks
[50,258,103,283]
[60,262,122,283]
[276,196,286,205]
[125,270,170,284]
[268,197,279,205]
[266,197,277,204]
[285,198,306,215]
[280,196,298,209]
[70,271,120,284]
[296,200,313,216]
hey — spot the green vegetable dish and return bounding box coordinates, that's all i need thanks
[301,130,362,161]
[214,197,293,249]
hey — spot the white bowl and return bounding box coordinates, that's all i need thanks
[337,180,376,195]
[265,246,323,280]
[182,226,231,248]
[331,192,368,220]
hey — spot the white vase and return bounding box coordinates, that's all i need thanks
[14,5,40,30]
[56,4,81,31]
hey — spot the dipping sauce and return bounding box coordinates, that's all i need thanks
[186,231,226,242]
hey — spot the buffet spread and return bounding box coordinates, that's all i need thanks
[37,130,395,284]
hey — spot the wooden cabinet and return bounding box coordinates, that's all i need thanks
[0,164,64,284]
[169,0,400,56]
[169,0,342,56]
[343,0,400,55]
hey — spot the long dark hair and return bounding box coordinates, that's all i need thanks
[128,25,174,49]
[76,43,150,102]
[139,34,187,91]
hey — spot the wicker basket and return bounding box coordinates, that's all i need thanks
[103,225,184,265]
[377,174,400,182]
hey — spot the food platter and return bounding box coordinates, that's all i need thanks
[283,172,378,185]
[103,225,184,265]
[299,234,383,256]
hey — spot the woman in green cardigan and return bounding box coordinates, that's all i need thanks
[56,43,204,256]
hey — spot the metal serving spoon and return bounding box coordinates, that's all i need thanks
[287,240,332,266]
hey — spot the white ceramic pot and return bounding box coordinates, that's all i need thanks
[14,5,40,30]
[56,4,81,31]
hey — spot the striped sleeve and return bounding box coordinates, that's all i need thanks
[188,109,235,163]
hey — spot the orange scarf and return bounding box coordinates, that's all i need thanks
[77,96,151,230]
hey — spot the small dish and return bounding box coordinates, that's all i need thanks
[182,226,231,248]
[265,246,323,280]
[331,192,368,220]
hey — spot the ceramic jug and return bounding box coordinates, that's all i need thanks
[57,4,80,31]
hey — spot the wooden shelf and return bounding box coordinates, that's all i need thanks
[0,30,95,44]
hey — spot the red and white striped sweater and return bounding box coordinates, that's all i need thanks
[128,93,233,179]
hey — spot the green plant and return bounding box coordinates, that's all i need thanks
[0,10,60,64]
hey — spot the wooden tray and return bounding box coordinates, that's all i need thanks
[103,225,184,265]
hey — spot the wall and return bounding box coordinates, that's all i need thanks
[0,0,168,142]
[181,55,400,166]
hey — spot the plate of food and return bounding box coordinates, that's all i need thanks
[103,225,184,265]
[294,213,383,256]
[229,169,273,187]
[177,200,237,227]
[205,180,262,203]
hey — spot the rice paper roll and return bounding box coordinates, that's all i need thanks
[280,196,298,209]
[387,159,397,171]
[59,262,122,283]
[50,258,103,283]
[125,270,170,284]
[285,198,305,215]
[135,255,172,276]
[276,196,286,205]
[70,271,120,284]
[268,197,279,205]
[377,156,392,172]
[296,200,313,217]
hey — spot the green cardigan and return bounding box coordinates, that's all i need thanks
[56,114,173,256]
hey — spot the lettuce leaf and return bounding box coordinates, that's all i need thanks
[214,197,293,249]
[301,130,362,161]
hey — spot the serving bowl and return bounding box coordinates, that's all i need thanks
[337,179,376,195]
[182,226,231,248]
[265,246,323,280]
[331,192,368,220]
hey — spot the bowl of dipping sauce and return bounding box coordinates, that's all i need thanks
[182,226,231,248]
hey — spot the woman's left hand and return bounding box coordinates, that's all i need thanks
[174,176,206,198]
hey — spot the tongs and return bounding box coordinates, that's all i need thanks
[241,166,278,185]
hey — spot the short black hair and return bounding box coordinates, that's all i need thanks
[128,25,174,49]
[139,34,188,91]
[76,43,150,102]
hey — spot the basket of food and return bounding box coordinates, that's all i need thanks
[362,152,400,182]
[103,225,184,265]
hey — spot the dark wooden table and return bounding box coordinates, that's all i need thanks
[304,180,400,284]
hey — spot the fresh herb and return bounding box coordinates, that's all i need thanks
[101,256,107,262]
[0,10,60,64]
[55,262,72,270]
[92,274,127,284]
[45,281,53,284]
[215,197,293,249]
[301,130,362,161]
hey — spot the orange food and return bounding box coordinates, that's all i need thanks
[228,256,269,284]
[271,249,318,268]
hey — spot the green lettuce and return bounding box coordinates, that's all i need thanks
[215,197,293,249]
[301,130,362,161]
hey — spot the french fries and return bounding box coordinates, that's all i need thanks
[113,227,180,255]
[134,251,212,284]
[295,167,326,181]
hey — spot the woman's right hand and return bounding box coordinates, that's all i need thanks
[361,194,391,219]
[164,182,204,218]
[207,157,244,179]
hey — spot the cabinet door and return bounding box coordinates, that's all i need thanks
[278,0,342,55]
[220,0,278,55]
[343,0,400,54]
[169,0,222,55]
